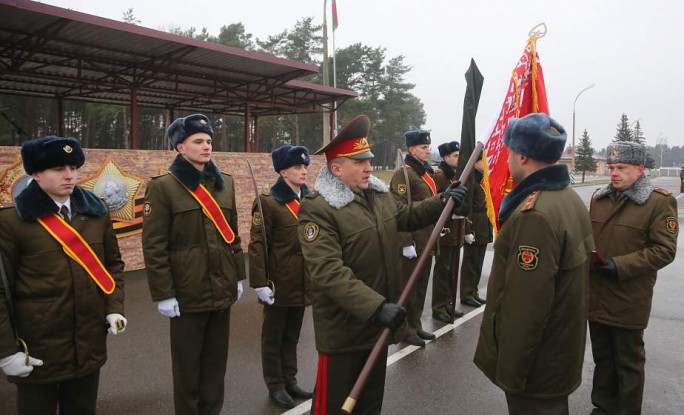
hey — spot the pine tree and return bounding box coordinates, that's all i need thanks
[122,8,140,25]
[575,129,598,182]
[633,120,645,144]
[614,113,634,142]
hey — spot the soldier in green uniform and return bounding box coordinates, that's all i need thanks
[0,136,126,414]
[474,113,594,414]
[588,141,678,415]
[459,154,492,307]
[248,145,312,409]
[432,141,467,321]
[142,114,246,415]
[390,130,440,346]
[299,115,467,415]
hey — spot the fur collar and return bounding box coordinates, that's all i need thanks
[314,166,389,209]
[593,174,654,205]
[499,164,570,224]
[270,176,309,204]
[436,161,456,180]
[405,154,434,176]
[15,180,107,221]
[168,154,224,191]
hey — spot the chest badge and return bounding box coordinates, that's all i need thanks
[517,245,539,271]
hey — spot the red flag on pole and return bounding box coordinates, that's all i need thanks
[482,28,549,232]
[332,0,339,30]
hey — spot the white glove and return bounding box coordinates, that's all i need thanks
[402,245,417,259]
[0,352,43,378]
[157,297,181,318]
[237,281,244,301]
[465,234,475,244]
[106,313,127,335]
[254,286,275,305]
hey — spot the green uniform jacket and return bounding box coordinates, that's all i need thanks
[143,155,246,312]
[474,165,594,398]
[589,176,678,329]
[390,155,437,254]
[298,167,443,353]
[248,177,310,307]
[0,182,124,384]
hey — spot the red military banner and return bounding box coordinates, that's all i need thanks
[482,32,549,232]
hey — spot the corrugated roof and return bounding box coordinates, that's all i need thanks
[0,0,356,115]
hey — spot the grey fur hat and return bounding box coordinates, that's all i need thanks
[503,113,567,163]
[607,141,646,165]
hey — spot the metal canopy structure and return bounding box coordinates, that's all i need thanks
[0,0,356,148]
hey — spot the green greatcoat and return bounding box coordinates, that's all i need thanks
[248,177,310,306]
[298,167,443,353]
[589,176,678,329]
[474,165,594,398]
[142,155,246,312]
[0,182,125,384]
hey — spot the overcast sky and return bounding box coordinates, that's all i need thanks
[41,0,684,154]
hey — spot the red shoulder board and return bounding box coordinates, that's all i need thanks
[521,191,540,212]
[653,187,672,196]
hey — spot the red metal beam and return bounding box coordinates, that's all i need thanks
[244,106,251,152]
[130,87,138,149]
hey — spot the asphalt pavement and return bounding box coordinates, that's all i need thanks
[1,177,683,414]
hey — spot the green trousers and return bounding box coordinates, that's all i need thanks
[460,243,487,300]
[170,308,230,415]
[589,321,645,415]
[261,305,306,392]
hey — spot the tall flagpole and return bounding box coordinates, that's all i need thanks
[331,0,338,135]
[322,0,331,144]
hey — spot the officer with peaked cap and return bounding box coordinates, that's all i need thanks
[298,115,467,414]
[142,114,246,415]
[0,136,126,413]
[588,141,678,414]
[474,113,594,414]
[248,145,313,409]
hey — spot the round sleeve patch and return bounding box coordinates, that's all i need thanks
[397,184,407,195]
[666,216,678,234]
[303,222,319,242]
[252,211,262,226]
[143,201,152,217]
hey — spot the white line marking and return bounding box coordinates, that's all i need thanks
[282,306,485,415]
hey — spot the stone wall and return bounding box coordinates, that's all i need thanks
[0,147,326,271]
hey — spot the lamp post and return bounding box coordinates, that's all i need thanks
[571,84,596,172]
[656,133,668,171]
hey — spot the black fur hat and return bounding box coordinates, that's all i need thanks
[503,113,566,163]
[167,114,214,150]
[272,145,310,172]
[21,136,85,175]
[438,141,460,157]
[405,130,431,147]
